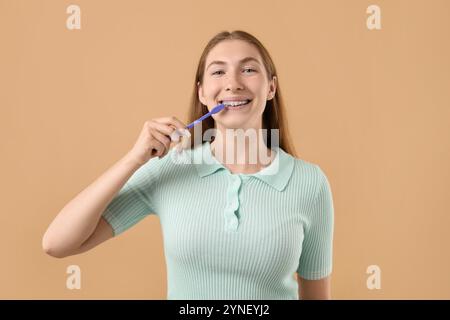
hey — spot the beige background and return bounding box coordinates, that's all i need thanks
[1,0,449,299]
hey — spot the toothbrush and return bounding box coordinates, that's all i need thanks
[170,103,225,142]
[186,103,225,129]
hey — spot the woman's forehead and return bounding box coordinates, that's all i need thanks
[206,40,262,65]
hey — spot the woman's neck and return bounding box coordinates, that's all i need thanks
[210,126,275,174]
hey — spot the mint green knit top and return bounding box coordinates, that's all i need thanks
[102,141,334,300]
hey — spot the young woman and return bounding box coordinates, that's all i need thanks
[43,30,334,300]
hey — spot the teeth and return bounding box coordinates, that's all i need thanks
[221,100,249,107]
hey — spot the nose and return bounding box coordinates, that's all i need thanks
[225,71,245,91]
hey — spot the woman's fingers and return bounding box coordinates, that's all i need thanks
[149,128,171,155]
[126,116,189,166]
[153,116,187,132]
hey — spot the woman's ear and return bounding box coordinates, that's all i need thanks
[197,81,207,106]
[267,76,277,101]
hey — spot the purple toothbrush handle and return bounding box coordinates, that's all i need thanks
[185,104,225,129]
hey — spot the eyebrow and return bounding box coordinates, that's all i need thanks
[206,57,261,71]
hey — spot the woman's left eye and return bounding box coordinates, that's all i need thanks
[211,68,256,76]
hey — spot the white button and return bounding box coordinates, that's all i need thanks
[228,219,238,229]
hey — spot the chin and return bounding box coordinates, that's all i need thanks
[217,118,253,130]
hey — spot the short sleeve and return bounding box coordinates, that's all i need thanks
[102,156,162,236]
[297,165,334,280]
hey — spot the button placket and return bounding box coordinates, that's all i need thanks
[224,175,242,232]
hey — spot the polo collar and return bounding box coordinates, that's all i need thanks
[192,141,295,192]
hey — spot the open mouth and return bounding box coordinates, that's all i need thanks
[219,99,252,110]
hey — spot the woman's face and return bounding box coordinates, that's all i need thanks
[198,39,276,130]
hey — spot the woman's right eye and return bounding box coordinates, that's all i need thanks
[212,70,224,75]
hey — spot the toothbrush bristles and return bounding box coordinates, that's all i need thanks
[210,104,225,114]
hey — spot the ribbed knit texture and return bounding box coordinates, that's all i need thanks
[102,141,334,300]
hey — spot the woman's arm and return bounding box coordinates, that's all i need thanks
[298,276,331,300]
[43,118,186,258]
[42,153,142,258]
[64,217,114,257]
